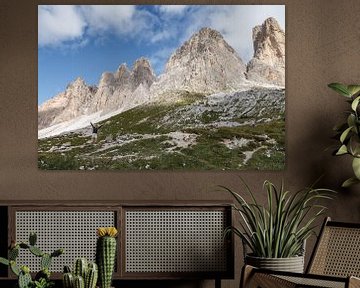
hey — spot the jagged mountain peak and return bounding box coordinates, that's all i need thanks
[151,27,246,96]
[133,57,152,70]
[99,72,116,88]
[247,17,285,86]
[67,77,86,89]
[196,27,223,40]
[117,63,128,71]
[167,27,238,70]
[262,17,282,31]
[252,17,284,60]
[114,63,131,85]
[130,57,156,90]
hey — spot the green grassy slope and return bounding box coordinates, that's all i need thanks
[38,89,285,170]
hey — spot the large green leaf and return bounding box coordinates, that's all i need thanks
[328,83,351,97]
[351,96,360,111]
[336,145,348,155]
[347,114,356,128]
[342,177,360,188]
[347,85,360,97]
[340,126,353,143]
[0,257,9,266]
[352,157,360,179]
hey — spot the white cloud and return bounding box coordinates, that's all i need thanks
[80,5,138,35]
[39,5,285,65]
[38,5,86,47]
[158,5,188,15]
[39,5,155,48]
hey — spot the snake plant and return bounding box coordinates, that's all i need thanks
[223,179,335,258]
[328,83,360,187]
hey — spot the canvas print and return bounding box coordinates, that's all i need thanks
[38,5,285,170]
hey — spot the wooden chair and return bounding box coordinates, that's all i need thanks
[241,217,360,288]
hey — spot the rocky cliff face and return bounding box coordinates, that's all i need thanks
[39,58,156,129]
[246,17,285,86]
[151,27,247,97]
[38,77,97,129]
[39,20,285,134]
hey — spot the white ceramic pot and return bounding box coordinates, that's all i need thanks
[245,254,305,273]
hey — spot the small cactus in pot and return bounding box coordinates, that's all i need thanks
[96,227,118,288]
[62,260,98,288]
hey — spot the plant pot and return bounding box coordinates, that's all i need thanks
[245,254,304,273]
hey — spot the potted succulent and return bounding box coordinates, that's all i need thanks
[328,83,360,187]
[62,258,98,288]
[96,227,118,288]
[0,232,63,288]
[222,179,334,272]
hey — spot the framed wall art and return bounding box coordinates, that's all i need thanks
[38,5,285,170]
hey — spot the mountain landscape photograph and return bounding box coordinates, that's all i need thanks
[38,5,285,170]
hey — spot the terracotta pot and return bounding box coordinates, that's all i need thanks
[245,254,305,273]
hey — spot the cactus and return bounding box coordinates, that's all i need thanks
[64,265,72,273]
[63,260,98,288]
[0,257,9,266]
[35,268,50,281]
[29,232,37,246]
[63,272,74,288]
[74,275,85,288]
[0,232,64,288]
[41,253,52,270]
[74,258,88,279]
[18,268,32,288]
[10,260,20,276]
[96,227,118,288]
[9,246,19,260]
[29,245,44,257]
[51,248,64,257]
[19,243,29,249]
[85,263,98,288]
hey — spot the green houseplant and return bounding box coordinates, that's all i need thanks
[0,232,63,288]
[62,258,98,288]
[328,83,360,187]
[96,227,118,288]
[223,179,334,272]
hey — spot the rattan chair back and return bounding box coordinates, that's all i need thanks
[307,217,360,278]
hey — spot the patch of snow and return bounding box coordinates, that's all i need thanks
[38,108,125,139]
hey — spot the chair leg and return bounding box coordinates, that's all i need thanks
[215,278,221,288]
[240,265,255,288]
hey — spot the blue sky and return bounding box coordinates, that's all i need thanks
[38,5,285,105]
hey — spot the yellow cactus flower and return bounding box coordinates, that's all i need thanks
[96,227,118,237]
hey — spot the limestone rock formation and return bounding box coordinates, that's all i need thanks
[39,58,156,130]
[246,17,285,86]
[93,57,156,113]
[151,27,247,97]
[38,77,97,129]
[130,57,156,91]
[39,21,286,135]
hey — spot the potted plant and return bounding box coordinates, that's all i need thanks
[222,179,334,272]
[62,258,98,288]
[0,232,63,288]
[328,83,360,187]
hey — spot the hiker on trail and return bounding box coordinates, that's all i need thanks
[91,122,103,143]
